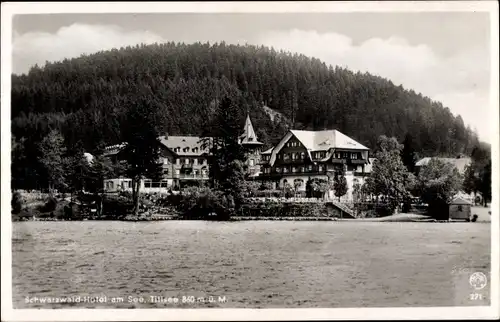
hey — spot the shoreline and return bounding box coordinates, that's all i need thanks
[13,216,484,223]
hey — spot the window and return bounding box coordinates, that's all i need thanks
[318,165,323,172]
[194,170,199,176]
[301,166,305,173]
[144,180,152,188]
[458,205,463,212]
[352,153,358,159]
[276,167,281,173]
[161,181,168,188]
[300,152,305,159]
[192,147,198,153]
[163,169,169,175]
[193,158,198,165]
[292,166,297,173]
[283,167,289,173]
[283,153,289,161]
[308,165,313,171]
[175,169,180,175]
[176,159,180,165]
[335,152,341,159]
[106,181,114,189]
[249,159,255,166]
[163,158,169,165]
[183,147,189,153]
[185,158,189,165]
[174,147,180,152]
[291,153,296,160]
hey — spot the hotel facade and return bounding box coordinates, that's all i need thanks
[258,129,373,200]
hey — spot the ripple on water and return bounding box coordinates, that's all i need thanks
[11,221,491,309]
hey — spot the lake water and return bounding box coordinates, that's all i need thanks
[12,221,491,308]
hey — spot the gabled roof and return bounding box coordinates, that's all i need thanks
[363,158,377,173]
[415,157,471,173]
[239,114,263,145]
[290,129,369,151]
[261,147,273,155]
[159,136,210,156]
[103,143,127,156]
[450,197,472,205]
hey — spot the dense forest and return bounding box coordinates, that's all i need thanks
[11,42,481,189]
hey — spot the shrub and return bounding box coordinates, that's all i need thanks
[102,195,133,219]
[12,191,23,214]
[253,190,284,198]
[178,187,232,220]
[38,196,58,213]
[374,204,393,217]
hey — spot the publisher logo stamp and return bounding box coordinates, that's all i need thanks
[469,272,487,290]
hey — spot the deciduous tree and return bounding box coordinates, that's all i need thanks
[365,135,415,213]
[417,158,462,219]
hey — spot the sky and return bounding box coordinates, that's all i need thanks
[11,12,493,142]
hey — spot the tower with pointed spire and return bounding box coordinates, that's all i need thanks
[239,113,263,177]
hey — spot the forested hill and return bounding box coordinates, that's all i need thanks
[12,41,479,156]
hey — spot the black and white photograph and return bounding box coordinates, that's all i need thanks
[1,1,498,321]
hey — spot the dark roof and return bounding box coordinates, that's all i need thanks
[103,143,127,156]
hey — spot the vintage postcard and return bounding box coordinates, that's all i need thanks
[1,1,499,321]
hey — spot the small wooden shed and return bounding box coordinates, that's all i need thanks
[448,197,472,220]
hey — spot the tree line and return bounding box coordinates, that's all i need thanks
[11,41,482,190]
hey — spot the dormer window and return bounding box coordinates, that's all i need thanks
[174,147,181,153]
[192,147,198,153]
[183,147,189,153]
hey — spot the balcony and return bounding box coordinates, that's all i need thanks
[277,158,308,164]
[174,173,209,180]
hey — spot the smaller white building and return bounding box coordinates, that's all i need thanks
[103,178,170,194]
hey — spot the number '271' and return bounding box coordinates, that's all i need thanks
[469,293,483,301]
